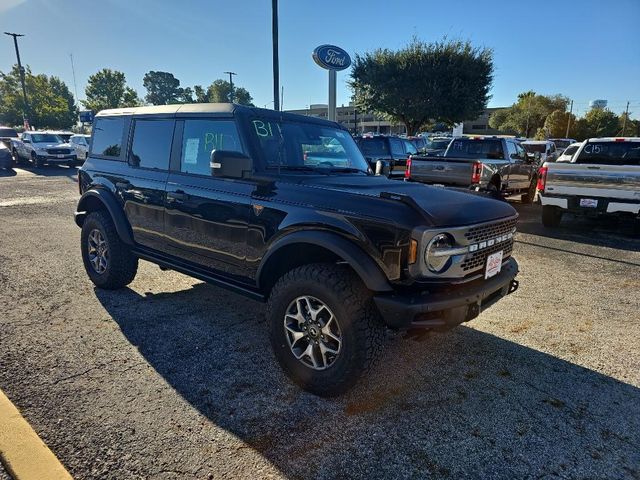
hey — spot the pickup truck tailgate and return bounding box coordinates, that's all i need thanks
[545,163,640,201]
[409,157,473,186]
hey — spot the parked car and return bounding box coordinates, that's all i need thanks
[12,132,77,167]
[405,136,538,203]
[548,138,578,152]
[0,142,13,169]
[0,126,19,150]
[354,135,418,177]
[538,137,640,227]
[555,142,582,162]
[521,140,558,163]
[69,134,91,161]
[75,104,520,396]
[422,136,453,156]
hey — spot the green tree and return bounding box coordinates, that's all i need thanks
[489,91,569,137]
[205,79,253,105]
[583,108,619,138]
[193,85,209,103]
[350,38,493,135]
[84,69,141,112]
[143,71,191,105]
[543,109,577,138]
[618,111,635,136]
[0,65,77,129]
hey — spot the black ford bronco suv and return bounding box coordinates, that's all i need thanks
[75,104,520,396]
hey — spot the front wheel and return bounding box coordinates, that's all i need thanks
[267,264,385,397]
[542,205,563,227]
[81,211,138,289]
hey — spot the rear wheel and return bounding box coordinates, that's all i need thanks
[521,177,537,204]
[81,211,138,289]
[31,152,43,168]
[267,264,385,397]
[542,205,563,227]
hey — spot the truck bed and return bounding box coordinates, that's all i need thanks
[544,163,640,201]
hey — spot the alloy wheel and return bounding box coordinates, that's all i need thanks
[87,228,109,274]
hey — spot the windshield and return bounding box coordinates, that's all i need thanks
[31,134,62,143]
[429,139,452,150]
[522,144,546,153]
[447,139,504,159]
[251,119,370,173]
[575,141,640,166]
[551,139,572,149]
[357,137,390,157]
[560,145,579,158]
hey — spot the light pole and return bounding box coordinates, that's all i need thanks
[4,32,30,128]
[224,71,236,103]
[272,0,280,111]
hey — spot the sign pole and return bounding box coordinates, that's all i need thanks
[328,70,337,121]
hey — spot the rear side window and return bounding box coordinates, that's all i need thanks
[403,140,418,155]
[129,119,174,170]
[389,138,404,157]
[358,138,390,157]
[576,142,640,166]
[180,120,243,176]
[91,117,124,157]
[449,139,504,159]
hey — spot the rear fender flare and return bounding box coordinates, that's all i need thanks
[75,189,134,245]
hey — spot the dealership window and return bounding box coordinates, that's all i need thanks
[91,117,124,157]
[180,120,244,176]
[129,119,175,170]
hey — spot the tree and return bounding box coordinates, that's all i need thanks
[84,69,141,112]
[618,111,636,136]
[544,109,577,138]
[350,38,493,135]
[143,71,192,105]
[489,91,569,137]
[193,85,209,103]
[205,79,253,105]
[582,108,619,138]
[0,65,77,129]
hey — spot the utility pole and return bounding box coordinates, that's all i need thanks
[4,32,30,128]
[70,53,79,102]
[565,99,573,138]
[224,71,236,103]
[271,0,280,111]
[622,101,630,136]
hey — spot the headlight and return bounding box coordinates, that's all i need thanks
[425,233,454,273]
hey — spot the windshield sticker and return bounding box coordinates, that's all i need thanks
[184,138,199,164]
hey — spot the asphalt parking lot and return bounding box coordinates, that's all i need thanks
[0,166,639,480]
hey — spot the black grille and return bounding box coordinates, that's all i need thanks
[46,148,72,155]
[461,241,513,272]
[464,217,517,243]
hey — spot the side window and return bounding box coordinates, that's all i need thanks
[506,141,518,159]
[91,117,124,158]
[389,138,404,157]
[403,140,418,155]
[129,119,174,170]
[515,142,526,160]
[180,120,243,176]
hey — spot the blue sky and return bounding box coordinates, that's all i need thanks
[1,0,639,117]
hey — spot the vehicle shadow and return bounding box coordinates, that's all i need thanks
[9,164,79,178]
[96,284,640,479]
[0,168,17,177]
[512,202,640,251]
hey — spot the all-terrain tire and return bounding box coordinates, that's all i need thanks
[81,211,138,289]
[267,263,385,397]
[542,205,563,227]
[521,177,537,204]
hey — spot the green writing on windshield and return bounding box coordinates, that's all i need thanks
[253,120,281,138]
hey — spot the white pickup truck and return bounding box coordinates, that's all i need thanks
[12,131,78,168]
[538,137,640,227]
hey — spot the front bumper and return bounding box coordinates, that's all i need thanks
[36,154,77,163]
[374,257,519,330]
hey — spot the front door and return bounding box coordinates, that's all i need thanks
[164,118,253,281]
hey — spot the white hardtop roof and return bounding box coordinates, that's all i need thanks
[586,137,640,142]
[521,140,554,144]
[95,103,236,117]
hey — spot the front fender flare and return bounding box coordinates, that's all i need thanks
[75,189,135,246]
[257,230,393,293]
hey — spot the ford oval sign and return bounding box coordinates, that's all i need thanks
[312,45,351,71]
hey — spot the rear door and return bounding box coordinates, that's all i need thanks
[122,117,174,252]
[506,140,530,190]
[164,117,253,280]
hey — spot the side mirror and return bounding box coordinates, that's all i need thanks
[374,159,390,176]
[210,150,253,179]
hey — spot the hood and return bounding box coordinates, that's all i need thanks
[294,175,517,227]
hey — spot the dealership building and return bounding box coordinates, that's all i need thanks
[285,104,505,136]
